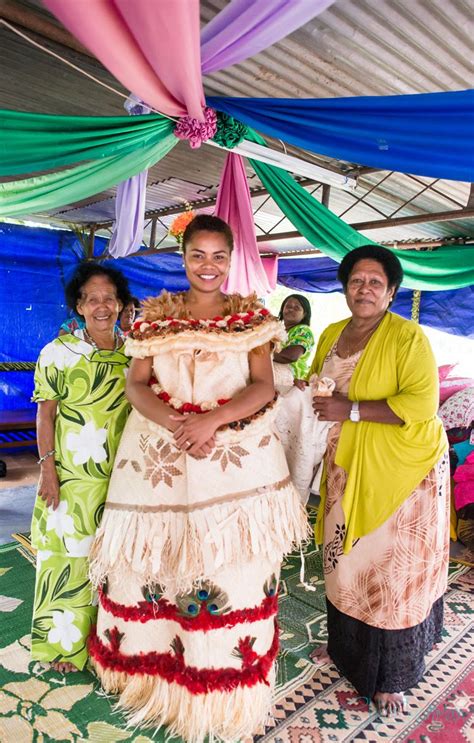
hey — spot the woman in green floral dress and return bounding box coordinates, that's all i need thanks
[31,263,132,672]
[274,294,315,382]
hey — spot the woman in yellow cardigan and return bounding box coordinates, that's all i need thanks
[309,245,449,717]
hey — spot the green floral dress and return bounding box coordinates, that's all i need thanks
[283,323,315,379]
[30,332,130,670]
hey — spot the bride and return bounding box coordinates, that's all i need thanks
[88,214,309,742]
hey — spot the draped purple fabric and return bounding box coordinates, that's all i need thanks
[201,0,334,73]
[108,169,148,258]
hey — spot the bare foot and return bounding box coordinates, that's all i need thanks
[373,691,407,717]
[50,661,79,673]
[309,644,332,664]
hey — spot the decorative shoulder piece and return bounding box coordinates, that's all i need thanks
[130,297,275,342]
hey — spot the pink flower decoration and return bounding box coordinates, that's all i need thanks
[174,107,217,149]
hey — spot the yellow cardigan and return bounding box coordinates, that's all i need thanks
[309,311,447,553]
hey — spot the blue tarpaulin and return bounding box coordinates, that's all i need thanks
[1,223,472,411]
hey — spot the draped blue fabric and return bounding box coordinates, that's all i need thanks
[0,223,472,411]
[0,223,190,411]
[207,90,474,180]
[277,256,474,339]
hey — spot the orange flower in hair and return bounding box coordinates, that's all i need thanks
[169,210,196,246]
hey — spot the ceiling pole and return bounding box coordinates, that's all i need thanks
[149,217,158,250]
[253,207,474,241]
[466,183,474,208]
[321,184,331,207]
[0,0,94,57]
[87,226,95,260]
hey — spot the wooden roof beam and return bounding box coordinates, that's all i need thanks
[90,178,319,230]
[1,0,96,58]
[254,207,474,242]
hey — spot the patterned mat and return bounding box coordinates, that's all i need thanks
[0,534,472,741]
[0,528,327,741]
[259,566,474,743]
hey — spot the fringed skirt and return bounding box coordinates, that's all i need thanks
[88,408,309,742]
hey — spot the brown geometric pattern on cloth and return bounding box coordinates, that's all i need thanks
[143,440,183,488]
[210,443,250,472]
[104,475,292,513]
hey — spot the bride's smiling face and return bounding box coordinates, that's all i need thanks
[183,230,232,294]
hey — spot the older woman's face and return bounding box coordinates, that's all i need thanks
[76,275,123,334]
[345,259,395,320]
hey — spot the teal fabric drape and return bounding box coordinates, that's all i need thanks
[0,109,174,175]
[246,132,474,290]
[0,133,177,218]
[1,110,473,289]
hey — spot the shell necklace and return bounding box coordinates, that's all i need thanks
[84,327,121,354]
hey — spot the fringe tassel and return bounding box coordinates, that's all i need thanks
[90,485,310,593]
[90,659,275,743]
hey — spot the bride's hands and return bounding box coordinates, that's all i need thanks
[171,411,221,458]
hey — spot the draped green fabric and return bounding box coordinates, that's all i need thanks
[247,132,474,290]
[0,133,177,218]
[0,110,473,288]
[0,109,174,175]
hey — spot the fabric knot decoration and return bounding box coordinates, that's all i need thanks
[213,112,249,149]
[174,107,217,149]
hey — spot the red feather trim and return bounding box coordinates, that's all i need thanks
[98,589,278,630]
[88,619,279,694]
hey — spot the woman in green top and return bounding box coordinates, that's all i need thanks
[274,294,315,379]
[273,294,320,501]
[31,263,132,672]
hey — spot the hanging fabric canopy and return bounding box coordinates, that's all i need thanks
[44,0,205,119]
[108,96,152,259]
[215,152,273,295]
[108,169,148,259]
[247,140,474,290]
[0,109,174,176]
[208,89,474,181]
[40,0,335,262]
[1,110,473,289]
[44,0,329,102]
[200,0,334,73]
[0,133,177,218]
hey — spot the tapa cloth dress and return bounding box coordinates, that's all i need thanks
[30,331,130,670]
[88,292,309,743]
[319,343,450,698]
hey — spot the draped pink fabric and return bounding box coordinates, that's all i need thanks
[216,153,273,296]
[44,0,204,119]
[262,256,278,289]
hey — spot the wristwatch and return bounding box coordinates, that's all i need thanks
[349,401,360,423]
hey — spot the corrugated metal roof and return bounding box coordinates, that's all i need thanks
[1,0,473,251]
